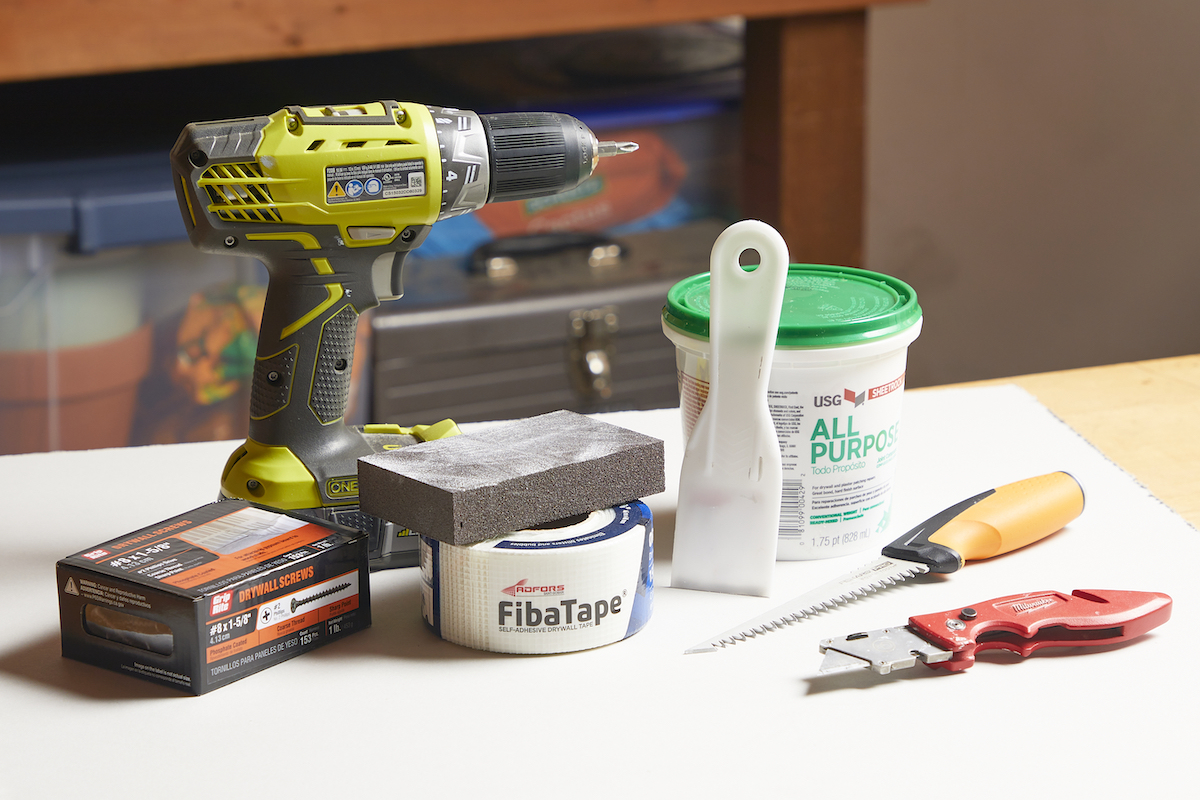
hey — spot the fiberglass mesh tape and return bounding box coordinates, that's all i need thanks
[420,502,654,654]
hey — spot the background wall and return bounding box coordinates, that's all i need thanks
[866,0,1200,386]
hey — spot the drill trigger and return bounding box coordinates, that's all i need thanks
[371,251,403,301]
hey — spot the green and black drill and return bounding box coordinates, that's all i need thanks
[170,100,636,568]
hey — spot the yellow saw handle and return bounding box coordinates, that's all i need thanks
[881,472,1085,573]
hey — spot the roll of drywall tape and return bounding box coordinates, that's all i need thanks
[420,501,653,654]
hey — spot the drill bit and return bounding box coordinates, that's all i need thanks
[598,141,639,157]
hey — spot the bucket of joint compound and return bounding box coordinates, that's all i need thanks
[663,264,922,560]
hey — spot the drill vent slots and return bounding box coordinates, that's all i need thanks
[306,139,414,151]
[341,139,414,148]
[200,162,283,222]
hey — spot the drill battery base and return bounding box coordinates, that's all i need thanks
[222,419,461,571]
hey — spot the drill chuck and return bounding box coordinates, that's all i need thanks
[431,106,636,219]
[480,111,600,203]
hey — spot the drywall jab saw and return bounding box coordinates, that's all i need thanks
[171,101,636,569]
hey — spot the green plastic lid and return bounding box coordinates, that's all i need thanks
[663,263,921,347]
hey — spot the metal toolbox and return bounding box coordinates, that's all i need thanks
[371,221,723,424]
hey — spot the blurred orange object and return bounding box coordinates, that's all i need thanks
[0,323,152,454]
[474,129,686,236]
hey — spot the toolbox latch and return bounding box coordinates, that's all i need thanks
[567,305,618,402]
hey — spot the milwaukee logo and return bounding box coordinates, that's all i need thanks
[502,579,565,597]
[1011,597,1058,614]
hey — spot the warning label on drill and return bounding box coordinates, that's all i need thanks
[325,158,426,204]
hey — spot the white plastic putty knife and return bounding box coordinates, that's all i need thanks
[670,220,789,597]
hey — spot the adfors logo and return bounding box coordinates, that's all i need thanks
[211,591,233,616]
[501,579,565,597]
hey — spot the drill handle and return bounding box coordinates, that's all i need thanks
[246,241,398,452]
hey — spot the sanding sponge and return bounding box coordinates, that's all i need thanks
[357,410,665,545]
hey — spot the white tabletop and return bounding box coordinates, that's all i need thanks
[1,385,1194,798]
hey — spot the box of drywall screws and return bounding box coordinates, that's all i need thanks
[56,499,370,694]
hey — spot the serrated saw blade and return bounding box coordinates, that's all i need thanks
[683,556,930,654]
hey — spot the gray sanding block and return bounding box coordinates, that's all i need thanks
[357,410,665,545]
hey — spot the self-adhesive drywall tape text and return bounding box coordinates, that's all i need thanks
[420,502,654,654]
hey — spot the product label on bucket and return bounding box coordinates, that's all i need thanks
[767,374,904,557]
[676,346,911,560]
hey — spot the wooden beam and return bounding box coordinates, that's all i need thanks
[741,12,867,266]
[0,1,907,84]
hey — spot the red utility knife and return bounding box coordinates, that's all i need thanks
[818,589,1172,675]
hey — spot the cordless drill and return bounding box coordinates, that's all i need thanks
[170,100,636,568]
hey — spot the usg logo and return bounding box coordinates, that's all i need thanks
[326,476,358,498]
[211,591,233,616]
[502,579,566,597]
[81,549,110,560]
